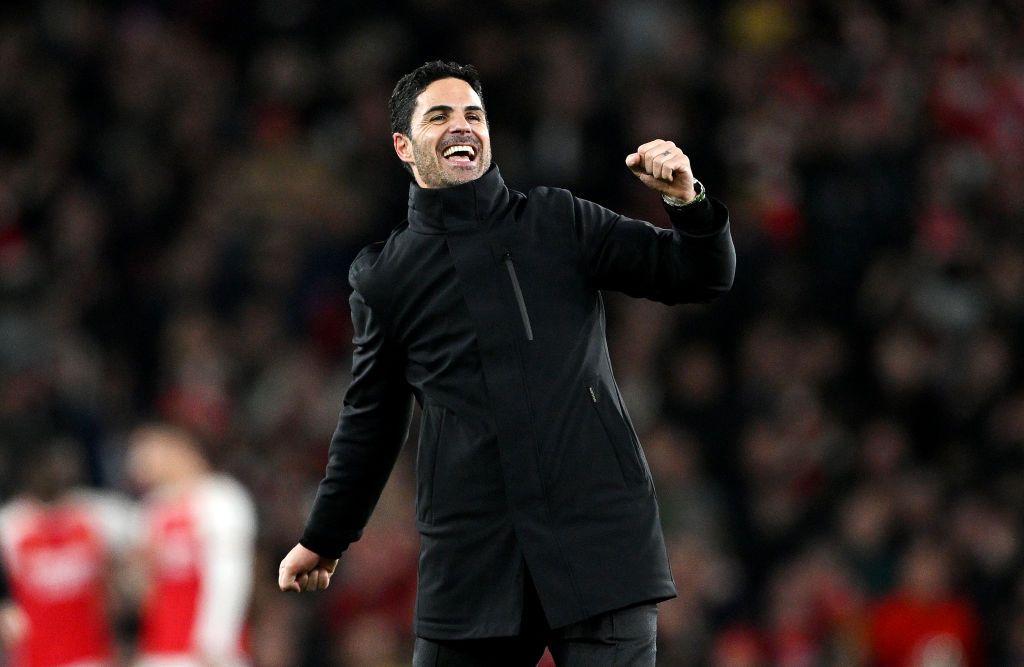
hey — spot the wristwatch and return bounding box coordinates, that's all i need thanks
[662,179,705,208]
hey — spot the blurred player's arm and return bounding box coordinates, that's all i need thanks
[0,601,26,649]
[0,540,26,647]
[77,489,142,625]
[280,272,413,593]
[193,480,257,663]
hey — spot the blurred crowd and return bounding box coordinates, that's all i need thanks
[1,0,1023,665]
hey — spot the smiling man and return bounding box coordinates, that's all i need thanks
[393,75,493,187]
[278,61,736,666]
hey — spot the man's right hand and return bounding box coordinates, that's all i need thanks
[278,543,338,592]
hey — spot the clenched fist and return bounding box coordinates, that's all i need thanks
[625,139,697,202]
[278,543,338,593]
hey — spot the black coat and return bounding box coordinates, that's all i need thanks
[300,166,735,639]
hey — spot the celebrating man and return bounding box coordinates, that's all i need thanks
[279,60,735,666]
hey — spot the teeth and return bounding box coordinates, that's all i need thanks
[443,145,476,158]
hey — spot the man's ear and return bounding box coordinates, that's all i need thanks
[393,133,414,166]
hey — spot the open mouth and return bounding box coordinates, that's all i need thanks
[441,144,478,165]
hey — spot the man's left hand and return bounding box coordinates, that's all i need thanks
[625,139,696,202]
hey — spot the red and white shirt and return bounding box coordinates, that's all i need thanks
[0,491,132,667]
[135,475,256,667]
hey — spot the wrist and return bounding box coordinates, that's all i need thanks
[662,179,705,207]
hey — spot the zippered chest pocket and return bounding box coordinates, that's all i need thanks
[502,249,534,341]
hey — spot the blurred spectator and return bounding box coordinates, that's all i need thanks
[127,424,256,667]
[710,624,766,667]
[868,539,982,667]
[0,438,133,667]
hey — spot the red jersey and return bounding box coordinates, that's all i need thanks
[869,591,982,667]
[136,475,255,667]
[0,492,130,667]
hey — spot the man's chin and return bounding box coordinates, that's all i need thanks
[415,158,489,188]
[442,165,484,185]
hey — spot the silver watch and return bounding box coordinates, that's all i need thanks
[662,179,705,208]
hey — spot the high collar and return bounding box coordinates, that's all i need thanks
[407,165,510,232]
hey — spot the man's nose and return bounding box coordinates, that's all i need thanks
[448,115,472,133]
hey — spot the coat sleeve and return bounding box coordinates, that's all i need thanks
[299,270,414,558]
[571,193,736,304]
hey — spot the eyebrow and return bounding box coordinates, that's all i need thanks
[422,105,485,116]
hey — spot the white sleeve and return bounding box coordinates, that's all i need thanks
[0,505,18,575]
[0,501,33,573]
[191,477,257,661]
[74,490,140,554]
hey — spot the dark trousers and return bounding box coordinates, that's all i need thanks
[412,572,658,666]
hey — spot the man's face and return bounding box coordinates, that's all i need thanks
[395,77,492,189]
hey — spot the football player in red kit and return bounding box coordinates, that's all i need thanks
[0,440,133,667]
[127,424,256,667]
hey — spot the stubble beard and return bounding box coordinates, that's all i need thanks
[412,140,491,188]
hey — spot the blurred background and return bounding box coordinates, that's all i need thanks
[1,0,1023,664]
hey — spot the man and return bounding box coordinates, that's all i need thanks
[128,424,256,667]
[0,439,132,667]
[279,61,735,665]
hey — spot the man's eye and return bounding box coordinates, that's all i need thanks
[467,114,481,122]
[430,115,445,122]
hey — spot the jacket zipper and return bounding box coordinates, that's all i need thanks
[587,383,646,485]
[503,250,534,341]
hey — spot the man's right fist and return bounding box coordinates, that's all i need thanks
[625,139,697,202]
[278,543,338,593]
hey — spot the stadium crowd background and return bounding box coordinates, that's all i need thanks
[2,0,1023,664]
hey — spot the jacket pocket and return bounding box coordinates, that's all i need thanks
[415,405,446,524]
[587,383,646,487]
[502,250,534,341]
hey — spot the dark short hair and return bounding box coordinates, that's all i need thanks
[388,61,485,137]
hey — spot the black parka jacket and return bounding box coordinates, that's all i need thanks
[300,166,735,639]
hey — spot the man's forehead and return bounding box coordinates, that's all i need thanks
[415,77,483,112]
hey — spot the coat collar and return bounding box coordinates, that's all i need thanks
[407,165,510,232]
